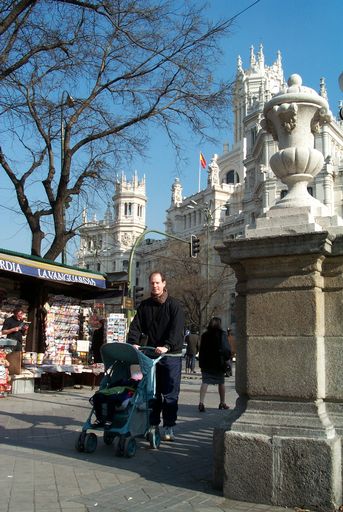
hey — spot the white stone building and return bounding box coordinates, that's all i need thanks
[141,45,343,328]
[77,172,147,284]
[76,45,343,328]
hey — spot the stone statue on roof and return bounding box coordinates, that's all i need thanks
[207,154,220,187]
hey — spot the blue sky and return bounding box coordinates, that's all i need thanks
[1,0,342,259]
[142,0,343,235]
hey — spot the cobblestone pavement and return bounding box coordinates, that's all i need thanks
[0,365,287,512]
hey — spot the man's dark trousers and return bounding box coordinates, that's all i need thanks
[150,356,182,427]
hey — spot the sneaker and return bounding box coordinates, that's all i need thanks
[219,403,229,410]
[146,424,159,439]
[147,425,159,434]
[198,402,205,412]
[91,419,105,428]
[163,426,175,441]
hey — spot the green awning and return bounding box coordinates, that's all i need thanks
[0,248,106,289]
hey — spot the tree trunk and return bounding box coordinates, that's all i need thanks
[31,229,45,257]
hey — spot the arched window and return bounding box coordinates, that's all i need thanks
[225,170,240,184]
[251,127,257,147]
[123,260,129,270]
[226,170,235,184]
[124,202,132,216]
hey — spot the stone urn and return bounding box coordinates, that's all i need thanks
[261,74,332,210]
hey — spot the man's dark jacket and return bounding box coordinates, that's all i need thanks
[127,296,184,354]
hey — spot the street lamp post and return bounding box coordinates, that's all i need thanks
[60,91,75,265]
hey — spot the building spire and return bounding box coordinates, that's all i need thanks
[82,207,87,224]
[276,50,282,69]
[319,77,328,101]
[257,43,264,69]
[237,55,243,74]
[250,45,256,68]
[104,203,112,224]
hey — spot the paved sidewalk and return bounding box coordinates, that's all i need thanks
[0,368,286,512]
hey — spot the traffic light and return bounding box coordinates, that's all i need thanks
[134,286,144,308]
[190,235,200,258]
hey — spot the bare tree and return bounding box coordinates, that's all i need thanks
[0,0,233,260]
[0,0,113,80]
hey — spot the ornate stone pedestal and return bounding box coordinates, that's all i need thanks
[245,74,343,238]
[214,232,343,510]
[245,205,343,238]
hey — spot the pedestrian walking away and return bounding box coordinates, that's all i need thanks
[185,327,200,373]
[127,271,185,442]
[198,317,231,412]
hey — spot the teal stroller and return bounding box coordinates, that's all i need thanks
[75,343,162,457]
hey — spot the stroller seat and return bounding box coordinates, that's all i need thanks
[90,380,139,427]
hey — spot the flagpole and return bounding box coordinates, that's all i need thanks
[199,152,207,192]
[198,155,201,192]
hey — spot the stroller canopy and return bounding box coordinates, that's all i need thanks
[100,342,156,378]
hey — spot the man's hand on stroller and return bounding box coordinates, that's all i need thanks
[155,346,168,355]
[133,344,169,356]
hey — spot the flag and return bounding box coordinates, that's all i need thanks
[200,152,207,169]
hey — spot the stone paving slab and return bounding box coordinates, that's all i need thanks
[0,368,295,512]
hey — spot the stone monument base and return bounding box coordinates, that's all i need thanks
[214,398,341,510]
[215,231,343,511]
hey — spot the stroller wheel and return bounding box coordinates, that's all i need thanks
[84,433,97,453]
[103,431,115,445]
[113,435,124,456]
[123,437,137,458]
[75,432,86,452]
[149,429,161,449]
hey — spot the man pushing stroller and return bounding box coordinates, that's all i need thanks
[127,271,185,442]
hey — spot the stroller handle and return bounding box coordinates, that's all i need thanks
[138,345,164,360]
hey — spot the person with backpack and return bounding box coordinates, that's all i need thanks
[198,317,231,412]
